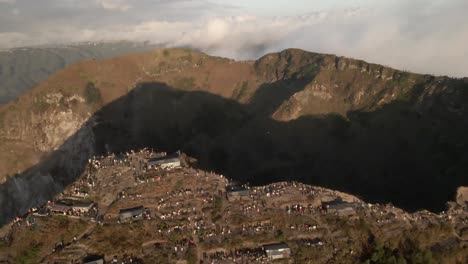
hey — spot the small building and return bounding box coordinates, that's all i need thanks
[147,153,181,169]
[263,243,291,260]
[322,200,356,216]
[31,205,49,216]
[83,254,105,264]
[47,201,71,215]
[71,201,95,213]
[119,206,144,223]
[226,186,250,202]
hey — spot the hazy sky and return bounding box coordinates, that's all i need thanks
[0,0,467,77]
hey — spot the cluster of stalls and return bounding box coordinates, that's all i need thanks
[83,243,291,263]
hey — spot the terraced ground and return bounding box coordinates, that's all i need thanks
[1,151,466,263]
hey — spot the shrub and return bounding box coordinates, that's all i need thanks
[84,82,102,106]
[33,97,49,113]
[361,240,436,264]
[55,215,69,228]
[186,245,198,264]
[173,179,183,191]
[211,214,222,223]
[233,81,250,100]
[15,241,42,264]
[173,77,196,91]
[275,229,285,242]
[213,196,223,213]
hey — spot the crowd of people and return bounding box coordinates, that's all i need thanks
[5,147,463,264]
[109,254,143,264]
[202,247,269,263]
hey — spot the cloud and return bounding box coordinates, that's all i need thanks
[0,0,467,77]
[0,0,16,3]
[174,15,318,59]
[95,0,131,11]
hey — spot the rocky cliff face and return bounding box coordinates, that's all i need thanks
[0,95,95,223]
[0,48,467,225]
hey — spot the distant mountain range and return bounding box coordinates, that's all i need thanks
[0,41,162,104]
[0,48,467,225]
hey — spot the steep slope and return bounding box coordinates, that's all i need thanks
[0,48,467,225]
[0,41,162,104]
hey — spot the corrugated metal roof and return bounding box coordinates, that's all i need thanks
[119,205,144,216]
[263,242,290,251]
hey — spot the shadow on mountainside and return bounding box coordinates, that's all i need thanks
[1,80,468,226]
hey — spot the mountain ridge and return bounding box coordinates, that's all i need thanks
[0,48,467,225]
[0,41,163,104]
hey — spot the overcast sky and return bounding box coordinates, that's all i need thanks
[0,0,467,77]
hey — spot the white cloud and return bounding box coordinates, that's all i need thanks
[0,32,28,47]
[173,15,318,59]
[95,0,131,11]
[11,8,19,15]
[0,0,467,77]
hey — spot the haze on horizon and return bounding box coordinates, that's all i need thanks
[0,0,467,78]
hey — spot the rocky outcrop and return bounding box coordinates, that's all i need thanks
[0,113,95,224]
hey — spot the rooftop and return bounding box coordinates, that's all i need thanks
[263,242,290,251]
[147,152,180,164]
[119,205,144,215]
